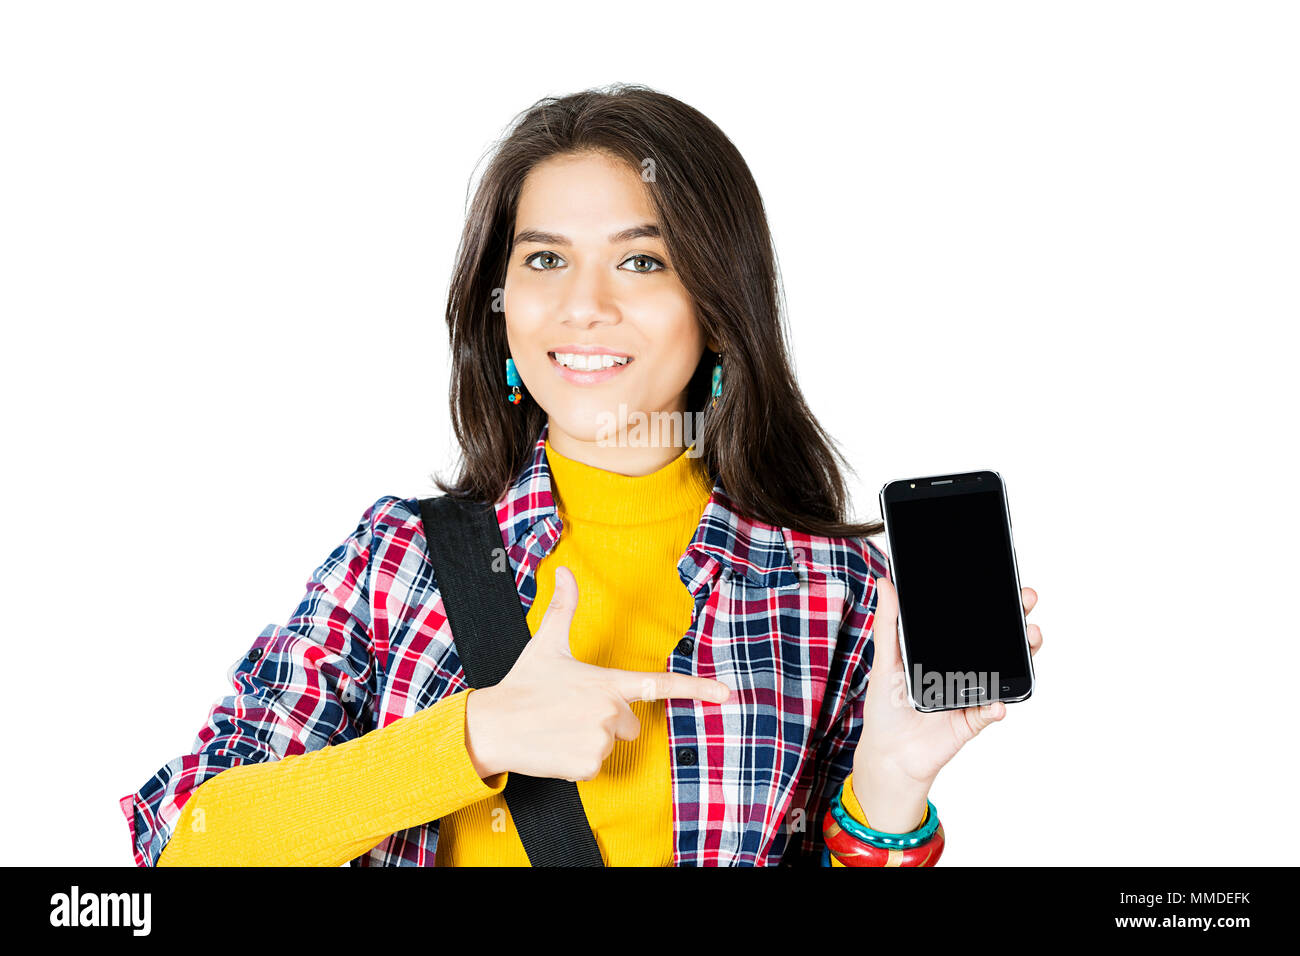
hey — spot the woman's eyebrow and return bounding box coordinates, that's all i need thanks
[512,223,661,249]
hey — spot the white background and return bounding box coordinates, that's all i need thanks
[2,1,1295,866]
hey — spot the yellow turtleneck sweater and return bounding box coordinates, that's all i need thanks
[434,437,712,865]
[155,438,889,867]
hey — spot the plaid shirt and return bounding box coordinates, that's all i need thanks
[120,420,890,866]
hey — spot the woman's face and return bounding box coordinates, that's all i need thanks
[503,150,713,474]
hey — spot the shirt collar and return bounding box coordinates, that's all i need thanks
[493,420,802,596]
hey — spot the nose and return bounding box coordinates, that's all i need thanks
[558,264,621,329]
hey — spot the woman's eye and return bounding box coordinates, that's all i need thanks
[621,254,665,274]
[523,251,565,270]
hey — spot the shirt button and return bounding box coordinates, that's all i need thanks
[246,647,263,662]
[677,747,697,765]
[675,637,694,656]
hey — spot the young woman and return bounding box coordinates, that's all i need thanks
[120,84,1043,867]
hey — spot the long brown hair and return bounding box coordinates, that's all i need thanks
[432,83,882,538]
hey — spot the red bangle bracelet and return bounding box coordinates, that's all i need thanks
[823,807,946,866]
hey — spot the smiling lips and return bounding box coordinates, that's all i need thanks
[547,348,635,384]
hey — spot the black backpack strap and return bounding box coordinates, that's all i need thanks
[418,494,605,867]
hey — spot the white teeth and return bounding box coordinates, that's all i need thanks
[551,352,631,371]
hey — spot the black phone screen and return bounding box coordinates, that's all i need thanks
[882,479,1031,708]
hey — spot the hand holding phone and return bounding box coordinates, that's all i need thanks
[851,569,1042,819]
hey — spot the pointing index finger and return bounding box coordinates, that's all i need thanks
[605,667,731,704]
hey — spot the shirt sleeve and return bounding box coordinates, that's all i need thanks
[119,495,398,867]
[155,688,508,866]
[778,553,881,867]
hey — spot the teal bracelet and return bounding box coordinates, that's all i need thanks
[830,788,940,849]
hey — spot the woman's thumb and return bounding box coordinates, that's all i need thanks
[535,565,579,652]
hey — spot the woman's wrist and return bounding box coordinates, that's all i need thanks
[464,686,505,779]
[851,755,932,834]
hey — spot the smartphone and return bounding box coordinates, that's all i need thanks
[878,470,1034,713]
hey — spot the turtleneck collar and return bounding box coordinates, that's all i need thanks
[544,438,714,526]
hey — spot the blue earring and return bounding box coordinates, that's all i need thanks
[505,357,522,405]
[711,351,723,408]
